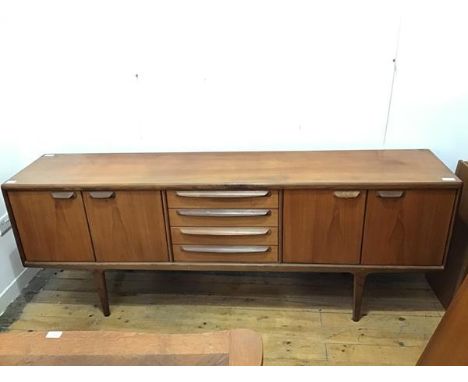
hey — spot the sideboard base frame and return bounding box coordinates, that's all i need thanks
[24,261,444,320]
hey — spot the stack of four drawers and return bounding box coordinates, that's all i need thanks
[167,190,279,262]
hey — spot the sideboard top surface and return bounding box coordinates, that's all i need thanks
[2,149,461,190]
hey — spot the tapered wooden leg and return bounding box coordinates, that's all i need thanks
[94,270,110,317]
[352,272,367,322]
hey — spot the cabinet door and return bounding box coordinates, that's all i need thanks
[8,191,95,262]
[83,191,168,262]
[283,190,366,264]
[362,190,456,265]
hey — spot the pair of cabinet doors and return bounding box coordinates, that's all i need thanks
[9,191,168,263]
[283,189,456,266]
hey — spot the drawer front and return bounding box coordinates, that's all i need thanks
[169,208,278,227]
[83,191,169,262]
[171,226,278,245]
[362,189,457,266]
[167,190,278,208]
[8,191,95,262]
[283,190,366,264]
[173,245,278,263]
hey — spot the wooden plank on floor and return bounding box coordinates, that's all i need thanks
[8,316,98,331]
[320,312,441,347]
[262,334,327,365]
[326,343,424,365]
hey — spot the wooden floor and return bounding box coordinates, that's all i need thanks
[0,269,444,365]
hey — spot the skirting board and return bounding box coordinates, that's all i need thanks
[0,268,40,316]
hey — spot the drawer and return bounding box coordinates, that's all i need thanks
[169,208,278,226]
[173,245,278,263]
[167,190,278,208]
[171,226,278,245]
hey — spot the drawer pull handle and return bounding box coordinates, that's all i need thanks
[51,192,75,199]
[377,191,405,198]
[181,245,270,254]
[333,191,361,199]
[89,191,115,199]
[175,190,270,198]
[179,227,271,236]
[176,209,271,217]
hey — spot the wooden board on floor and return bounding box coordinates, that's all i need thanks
[0,329,263,366]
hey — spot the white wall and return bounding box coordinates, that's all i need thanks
[0,1,467,312]
[385,1,468,169]
[0,0,400,158]
[0,135,39,314]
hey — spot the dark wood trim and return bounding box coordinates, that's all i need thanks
[278,189,283,263]
[23,261,444,273]
[441,187,461,268]
[352,272,368,321]
[81,191,98,262]
[93,270,110,316]
[161,191,174,262]
[1,188,27,265]
[358,190,369,264]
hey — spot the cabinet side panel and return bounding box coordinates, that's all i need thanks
[2,188,26,264]
[427,161,468,307]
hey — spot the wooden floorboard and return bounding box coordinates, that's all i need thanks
[0,269,444,365]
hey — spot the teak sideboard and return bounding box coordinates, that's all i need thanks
[1,150,461,321]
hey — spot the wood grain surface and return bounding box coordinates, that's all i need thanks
[7,191,95,262]
[283,190,366,264]
[2,150,460,190]
[83,191,168,262]
[362,190,457,265]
